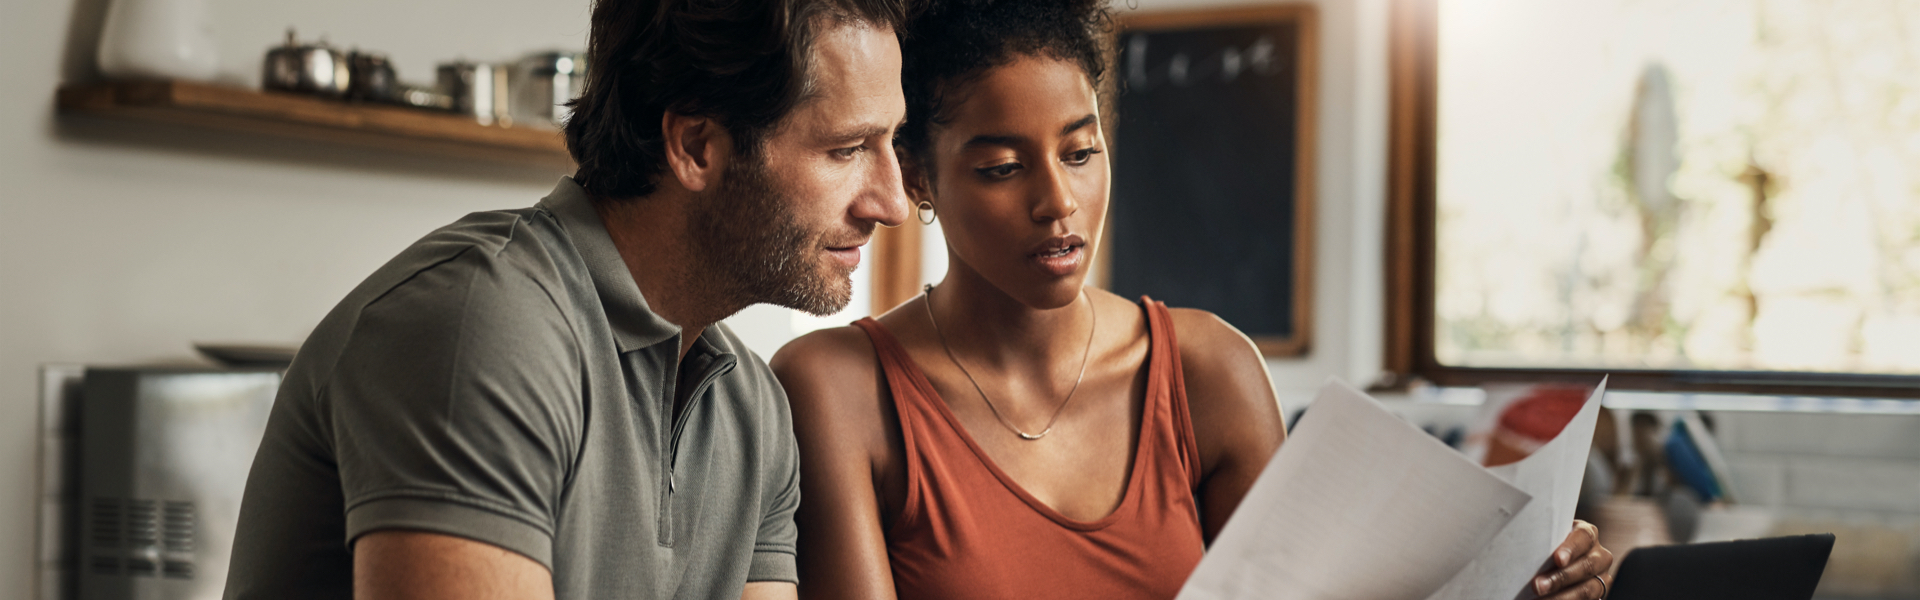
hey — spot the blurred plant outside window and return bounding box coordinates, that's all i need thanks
[1435,0,1920,374]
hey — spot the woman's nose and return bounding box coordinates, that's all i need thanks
[1031,162,1079,222]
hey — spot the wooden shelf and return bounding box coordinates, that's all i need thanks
[57,80,573,169]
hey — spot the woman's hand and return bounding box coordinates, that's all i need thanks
[1533,520,1614,599]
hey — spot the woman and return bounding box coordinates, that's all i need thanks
[770,1,1613,598]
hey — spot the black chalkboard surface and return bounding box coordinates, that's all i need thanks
[1108,7,1316,356]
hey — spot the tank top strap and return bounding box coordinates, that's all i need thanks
[1140,298,1204,491]
[852,316,925,406]
[854,314,943,417]
[851,315,933,493]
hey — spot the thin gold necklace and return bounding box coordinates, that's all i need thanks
[922,283,1096,441]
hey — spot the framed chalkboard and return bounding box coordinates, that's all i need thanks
[1106,6,1317,356]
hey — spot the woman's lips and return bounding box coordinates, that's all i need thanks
[1029,243,1083,277]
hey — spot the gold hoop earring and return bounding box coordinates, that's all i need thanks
[916,200,937,225]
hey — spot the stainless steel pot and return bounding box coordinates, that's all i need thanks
[438,60,512,126]
[261,29,350,98]
[346,51,398,103]
[510,51,587,129]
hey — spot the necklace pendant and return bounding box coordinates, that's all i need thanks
[1017,428,1050,441]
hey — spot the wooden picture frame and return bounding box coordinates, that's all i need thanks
[871,220,925,316]
[1109,5,1318,356]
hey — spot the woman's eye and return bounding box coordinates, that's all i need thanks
[1064,148,1103,165]
[976,162,1021,179]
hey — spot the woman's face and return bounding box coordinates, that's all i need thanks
[919,56,1110,310]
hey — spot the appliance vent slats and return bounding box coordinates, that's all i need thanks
[163,501,195,552]
[126,557,158,577]
[89,497,120,548]
[89,555,119,576]
[84,497,200,579]
[127,499,159,546]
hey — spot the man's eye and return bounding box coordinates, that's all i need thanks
[976,162,1021,179]
[1064,148,1103,165]
[832,145,865,159]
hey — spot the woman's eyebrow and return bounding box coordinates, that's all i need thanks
[1060,114,1098,136]
[962,134,1023,149]
[962,115,1101,150]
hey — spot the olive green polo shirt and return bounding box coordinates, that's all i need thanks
[225,178,800,599]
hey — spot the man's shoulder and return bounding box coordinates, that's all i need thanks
[359,206,589,317]
[290,206,593,388]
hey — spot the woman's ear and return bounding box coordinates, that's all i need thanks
[661,110,731,193]
[899,149,935,207]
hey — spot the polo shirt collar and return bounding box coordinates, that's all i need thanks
[539,177,681,352]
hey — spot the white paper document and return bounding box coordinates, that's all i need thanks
[1176,380,1533,600]
[1426,379,1607,600]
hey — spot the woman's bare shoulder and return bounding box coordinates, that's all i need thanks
[1161,306,1283,421]
[771,325,885,410]
[1164,308,1263,372]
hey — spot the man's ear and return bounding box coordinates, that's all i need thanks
[661,111,731,193]
[900,150,935,208]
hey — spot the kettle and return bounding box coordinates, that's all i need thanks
[262,29,350,98]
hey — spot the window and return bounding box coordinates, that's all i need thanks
[1387,0,1920,396]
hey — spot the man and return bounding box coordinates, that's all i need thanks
[223,0,909,597]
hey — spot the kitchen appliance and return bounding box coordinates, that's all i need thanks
[261,30,350,98]
[510,51,587,129]
[77,366,280,600]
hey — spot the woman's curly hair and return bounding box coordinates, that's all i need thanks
[897,0,1117,164]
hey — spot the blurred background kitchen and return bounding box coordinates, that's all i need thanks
[5,0,1917,597]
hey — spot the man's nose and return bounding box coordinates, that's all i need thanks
[851,143,911,228]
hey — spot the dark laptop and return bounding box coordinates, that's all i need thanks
[1608,534,1836,600]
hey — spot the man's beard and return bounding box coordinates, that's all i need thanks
[689,154,864,317]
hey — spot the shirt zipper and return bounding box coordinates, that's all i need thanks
[658,352,736,547]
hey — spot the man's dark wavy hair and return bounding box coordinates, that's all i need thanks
[566,0,909,200]
[896,0,1115,164]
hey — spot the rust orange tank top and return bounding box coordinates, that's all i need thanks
[851,298,1206,600]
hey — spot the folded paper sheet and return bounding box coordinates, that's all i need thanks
[1176,380,1532,600]
[1427,379,1607,600]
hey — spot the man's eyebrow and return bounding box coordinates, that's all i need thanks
[828,124,893,144]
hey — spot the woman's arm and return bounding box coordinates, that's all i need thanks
[770,327,901,600]
[1168,308,1288,543]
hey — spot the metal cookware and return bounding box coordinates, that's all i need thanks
[438,61,513,127]
[346,51,398,103]
[395,83,453,111]
[510,51,587,129]
[261,29,350,98]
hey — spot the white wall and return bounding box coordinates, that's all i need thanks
[2,0,593,592]
[0,0,1391,591]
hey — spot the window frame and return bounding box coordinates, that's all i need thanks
[1381,0,1920,399]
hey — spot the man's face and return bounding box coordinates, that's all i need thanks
[692,22,909,316]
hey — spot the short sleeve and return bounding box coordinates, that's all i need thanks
[747,384,802,583]
[327,247,582,568]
